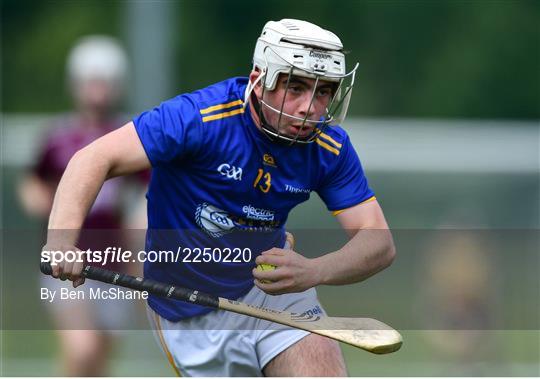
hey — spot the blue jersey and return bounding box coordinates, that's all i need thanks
[133,77,374,321]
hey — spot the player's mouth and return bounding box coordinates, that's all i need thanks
[288,124,314,137]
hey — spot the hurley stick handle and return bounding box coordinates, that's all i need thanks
[40,262,219,308]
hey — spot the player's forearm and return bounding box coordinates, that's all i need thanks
[313,229,395,286]
[47,146,110,245]
[18,174,54,218]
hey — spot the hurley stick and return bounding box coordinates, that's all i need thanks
[40,262,402,354]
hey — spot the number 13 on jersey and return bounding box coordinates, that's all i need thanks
[253,169,271,193]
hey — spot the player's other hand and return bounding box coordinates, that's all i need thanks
[41,244,86,288]
[253,247,320,295]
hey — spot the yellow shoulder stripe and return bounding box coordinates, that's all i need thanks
[200,99,243,115]
[332,196,377,216]
[202,108,244,122]
[318,132,342,149]
[316,138,340,155]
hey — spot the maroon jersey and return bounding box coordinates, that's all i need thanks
[34,114,147,270]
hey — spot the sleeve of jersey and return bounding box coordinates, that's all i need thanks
[132,96,203,166]
[316,136,375,212]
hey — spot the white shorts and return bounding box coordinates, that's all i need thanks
[147,286,325,377]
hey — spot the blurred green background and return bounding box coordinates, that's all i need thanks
[2,0,539,118]
[1,0,539,376]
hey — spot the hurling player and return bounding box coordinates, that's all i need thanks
[43,19,395,376]
[21,36,148,376]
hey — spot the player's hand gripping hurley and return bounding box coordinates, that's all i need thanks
[40,262,402,354]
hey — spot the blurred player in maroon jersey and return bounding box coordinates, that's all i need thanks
[18,36,147,376]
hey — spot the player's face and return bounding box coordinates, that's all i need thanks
[255,73,334,138]
[73,78,120,115]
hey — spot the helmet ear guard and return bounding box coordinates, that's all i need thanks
[245,19,359,144]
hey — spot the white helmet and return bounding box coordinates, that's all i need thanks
[67,35,128,88]
[245,19,358,144]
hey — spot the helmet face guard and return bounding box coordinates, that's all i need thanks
[245,19,359,145]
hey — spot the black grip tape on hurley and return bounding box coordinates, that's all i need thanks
[40,262,219,308]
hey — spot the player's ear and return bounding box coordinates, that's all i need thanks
[249,69,263,96]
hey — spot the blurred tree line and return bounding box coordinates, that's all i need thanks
[2,0,539,119]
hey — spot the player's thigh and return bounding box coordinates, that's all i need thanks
[263,333,347,377]
[58,329,111,356]
[57,330,112,376]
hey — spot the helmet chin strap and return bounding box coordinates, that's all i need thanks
[249,91,278,140]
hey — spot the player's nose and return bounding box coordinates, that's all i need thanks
[296,92,316,119]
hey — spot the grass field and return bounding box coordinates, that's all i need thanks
[1,330,538,376]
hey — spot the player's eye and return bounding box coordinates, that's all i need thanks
[288,85,303,94]
[316,87,332,97]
